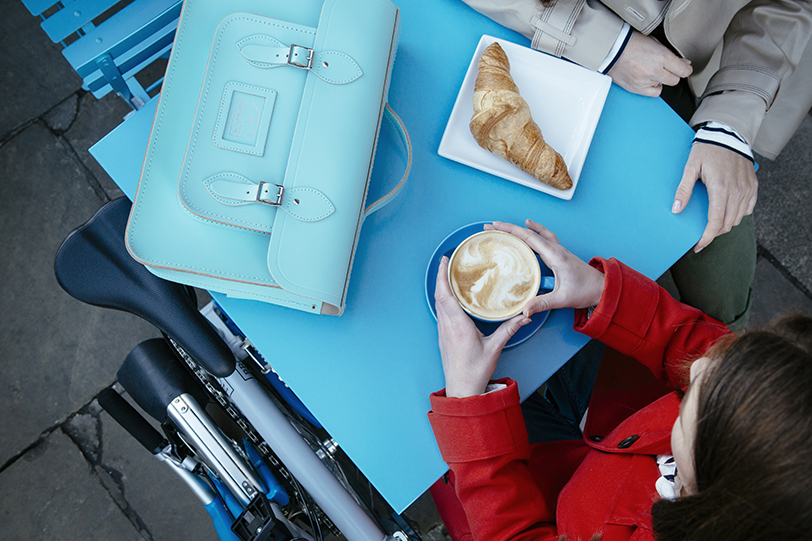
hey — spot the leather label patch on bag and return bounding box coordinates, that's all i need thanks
[213,82,277,156]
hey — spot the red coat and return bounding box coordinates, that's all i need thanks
[428,258,730,541]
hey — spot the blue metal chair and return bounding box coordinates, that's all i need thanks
[21,0,182,109]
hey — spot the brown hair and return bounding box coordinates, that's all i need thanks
[652,314,812,540]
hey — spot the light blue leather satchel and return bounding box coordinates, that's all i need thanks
[126,0,410,315]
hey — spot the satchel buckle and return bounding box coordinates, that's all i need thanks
[287,44,314,69]
[257,182,284,206]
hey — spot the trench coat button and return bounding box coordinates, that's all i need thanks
[617,434,640,448]
[589,435,603,442]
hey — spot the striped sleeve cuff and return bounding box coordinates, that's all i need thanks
[693,121,754,162]
[599,22,631,74]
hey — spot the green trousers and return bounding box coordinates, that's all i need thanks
[669,214,756,333]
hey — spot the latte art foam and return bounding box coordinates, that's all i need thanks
[449,231,540,320]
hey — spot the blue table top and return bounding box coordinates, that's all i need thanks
[90,0,706,513]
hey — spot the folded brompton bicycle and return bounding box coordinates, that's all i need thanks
[55,198,419,541]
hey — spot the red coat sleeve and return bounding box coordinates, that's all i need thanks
[428,379,561,541]
[575,257,731,388]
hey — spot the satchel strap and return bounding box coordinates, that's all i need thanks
[206,173,336,223]
[237,34,363,85]
[364,104,412,217]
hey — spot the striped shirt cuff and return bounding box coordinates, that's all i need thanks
[599,23,632,74]
[693,121,754,162]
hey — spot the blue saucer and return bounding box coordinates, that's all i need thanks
[424,222,553,348]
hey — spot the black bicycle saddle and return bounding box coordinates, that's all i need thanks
[54,197,235,377]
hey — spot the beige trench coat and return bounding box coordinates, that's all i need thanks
[462,0,812,159]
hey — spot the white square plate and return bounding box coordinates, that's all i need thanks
[438,35,612,200]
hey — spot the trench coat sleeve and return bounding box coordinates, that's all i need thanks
[428,379,562,541]
[690,0,812,148]
[460,0,625,71]
[574,257,730,388]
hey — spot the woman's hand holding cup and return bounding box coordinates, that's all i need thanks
[485,220,605,316]
[434,255,530,398]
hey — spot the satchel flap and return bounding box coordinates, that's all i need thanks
[267,0,399,307]
[177,13,318,234]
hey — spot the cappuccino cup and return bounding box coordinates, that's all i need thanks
[448,230,553,322]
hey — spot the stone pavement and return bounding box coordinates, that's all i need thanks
[0,0,810,539]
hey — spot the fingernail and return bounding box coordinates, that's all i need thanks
[694,245,704,253]
[672,200,682,213]
[521,318,532,326]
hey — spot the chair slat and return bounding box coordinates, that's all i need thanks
[62,0,180,76]
[41,0,123,43]
[20,0,59,17]
[83,19,175,93]
[87,39,173,98]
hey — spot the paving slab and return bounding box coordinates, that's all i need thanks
[754,114,812,294]
[747,257,812,331]
[0,429,143,541]
[93,391,220,541]
[61,92,136,201]
[0,122,159,466]
[422,526,451,541]
[0,0,82,140]
[403,490,444,537]
[43,94,80,134]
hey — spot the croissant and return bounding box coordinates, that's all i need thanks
[470,42,572,191]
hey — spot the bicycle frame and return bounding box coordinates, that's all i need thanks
[54,198,410,541]
[220,357,388,540]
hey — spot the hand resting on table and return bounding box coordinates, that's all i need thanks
[672,143,758,253]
